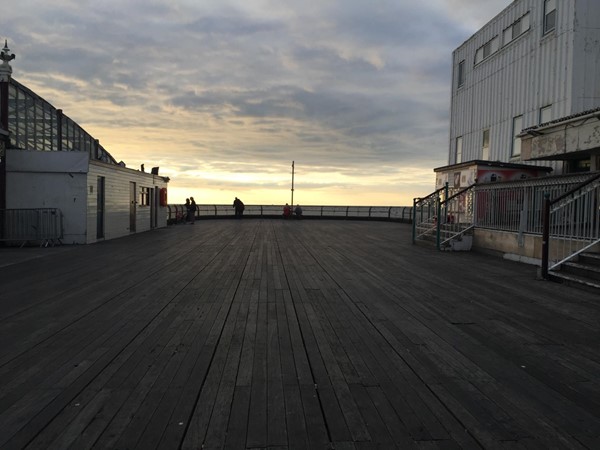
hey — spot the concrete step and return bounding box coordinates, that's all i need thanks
[562,261,600,281]
[416,228,472,238]
[579,252,600,268]
[549,270,600,292]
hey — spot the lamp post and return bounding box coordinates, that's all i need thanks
[291,161,295,207]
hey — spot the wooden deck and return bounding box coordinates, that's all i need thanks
[0,220,599,449]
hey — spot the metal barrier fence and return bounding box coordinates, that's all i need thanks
[168,204,413,223]
[474,173,595,234]
[0,208,63,247]
[413,173,599,250]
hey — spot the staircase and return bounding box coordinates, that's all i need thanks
[541,172,600,291]
[549,252,600,291]
[413,183,475,251]
[439,224,474,251]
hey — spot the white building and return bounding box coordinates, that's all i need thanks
[0,42,169,245]
[448,0,600,172]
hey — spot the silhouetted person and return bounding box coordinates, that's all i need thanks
[184,198,190,223]
[283,203,291,219]
[294,204,303,219]
[189,196,197,224]
[233,197,245,218]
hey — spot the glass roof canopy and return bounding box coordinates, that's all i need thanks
[5,78,117,165]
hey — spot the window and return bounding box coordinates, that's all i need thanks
[139,187,150,206]
[453,172,461,188]
[503,13,530,45]
[544,0,556,34]
[539,105,552,124]
[512,115,523,157]
[568,158,591,173]
[457,60,465,88]
[482,129,490,160]
[456,136,463,164]
[475,36,499,64]
[512,19,522,38]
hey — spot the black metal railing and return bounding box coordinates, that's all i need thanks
[167,204,413,223]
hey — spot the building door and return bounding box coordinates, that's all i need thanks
[96,176,105,239]
[154,186,160,228]
[150,187,155,229]
[129,181,136,232]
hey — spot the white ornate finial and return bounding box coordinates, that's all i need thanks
[1,40,16,82]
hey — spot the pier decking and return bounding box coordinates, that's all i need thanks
[1,220,599,449]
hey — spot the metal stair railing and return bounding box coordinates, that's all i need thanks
[541,172,600,278]
[413,183,467,245]
[412,184,447,244]
[437,184,476,250]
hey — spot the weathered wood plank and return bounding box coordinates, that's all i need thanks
[0,220,598,448]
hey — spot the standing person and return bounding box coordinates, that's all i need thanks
[233,197,245,218]
[184,198,191,223]
[189,196,197,224]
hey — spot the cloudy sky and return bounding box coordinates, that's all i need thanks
[3,0,511,206]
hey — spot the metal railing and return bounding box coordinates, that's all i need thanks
[438,185,476,249]
[0,208,63,247]
[474,173,593,235]
[413,173,599,251]
[541,173,600,278]
[412,183,464,244]
[167,204,413,223]
[412,185,445,243]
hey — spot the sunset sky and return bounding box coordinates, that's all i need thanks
[2,0,512,206]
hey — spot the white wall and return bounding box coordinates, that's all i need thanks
[6,150,89,243]
[5,150,169,244]
[449,0,598,170]
[572,0,600,111]
[87,161,168,243]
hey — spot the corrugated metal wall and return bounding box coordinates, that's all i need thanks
[449,0,599,172]
[572,0,600,111]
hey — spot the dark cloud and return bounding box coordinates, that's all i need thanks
[2,0,512,204]
[185,15,283,36]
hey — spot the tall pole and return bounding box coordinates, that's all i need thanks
[291,161,295,207]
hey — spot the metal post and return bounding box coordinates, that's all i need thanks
[291,161,295,207]
[541,193,550,279]
[412,198,417,244]
[0,41,11,213]
[0,79,7,212]
[437,182,448,250]
[436,195,442,250]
